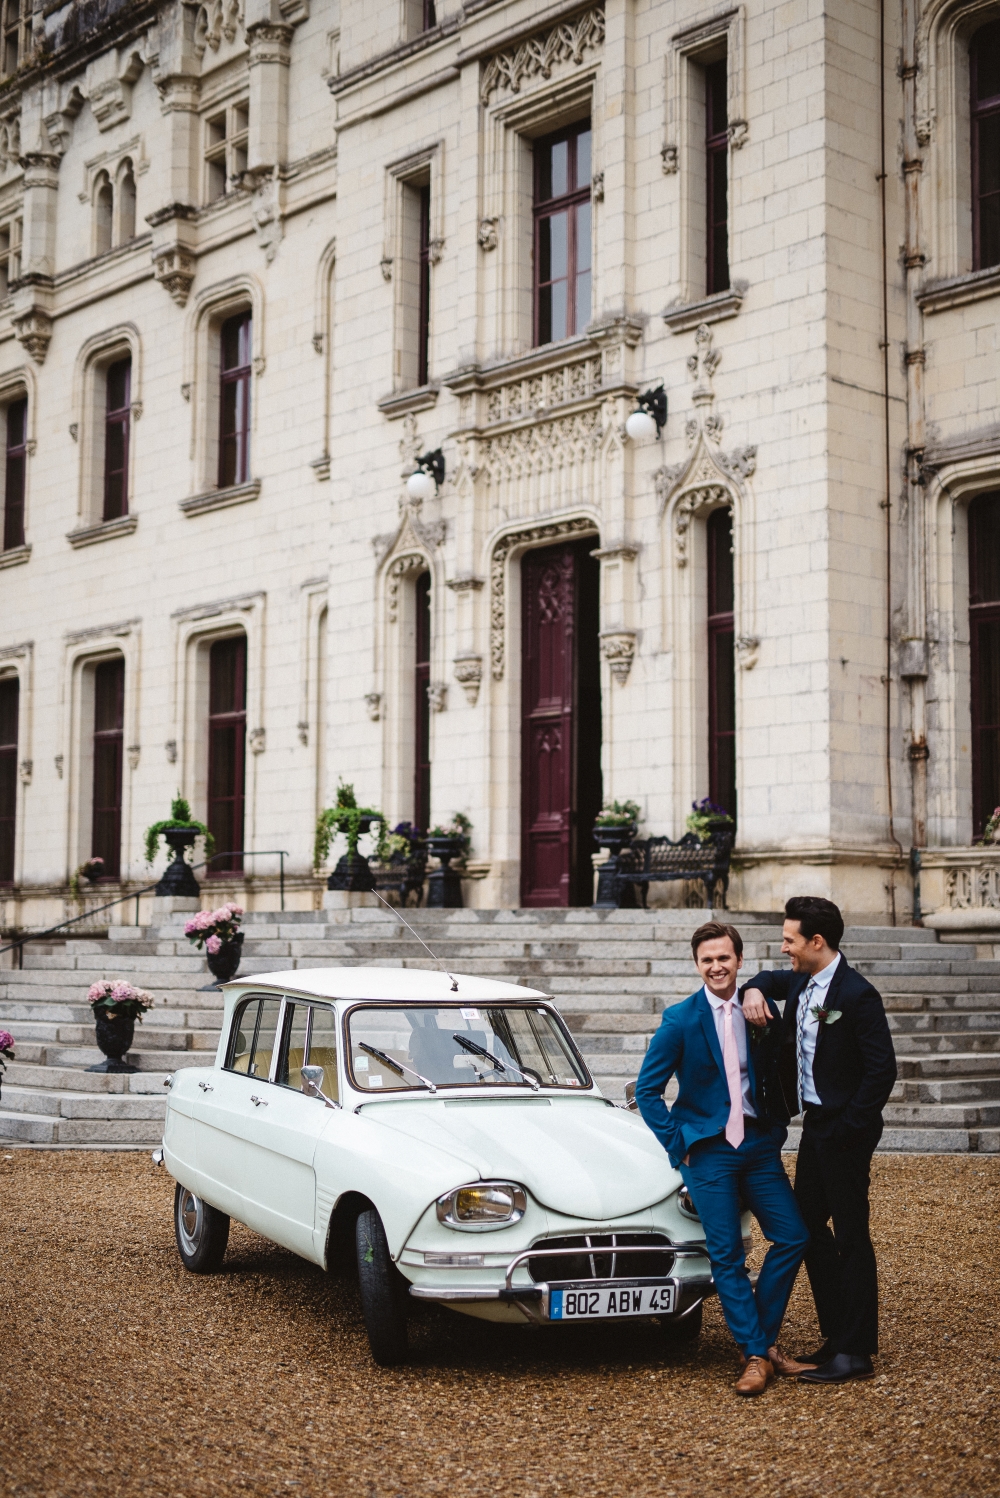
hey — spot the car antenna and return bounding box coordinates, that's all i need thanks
[369,888,460,992]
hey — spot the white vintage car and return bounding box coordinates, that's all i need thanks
[161,967,726,1365]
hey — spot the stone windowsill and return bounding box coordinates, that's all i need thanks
[179,479,261,517]
[377,384,440,420]
[0,542,31,569]
[917,264,1000,315]
[662,282,748,333]
[66,514,138,549]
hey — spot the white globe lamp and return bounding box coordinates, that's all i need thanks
[625,408,659,443]
[406,467,437,502]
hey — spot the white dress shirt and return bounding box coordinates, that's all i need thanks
[705,988,756,1118]
[798,952,841,1106]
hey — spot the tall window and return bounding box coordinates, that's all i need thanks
[1,0,29,76]
[208,636,247,873]
[534,120,592,346]
[971,20,1000,271]
[414,572,431,832]
[3,396,26,551]
[118,160,137,242]
[706,59,730,295]
[707,507,736,822]
[422,0,436,26]
[417,185,431,387]
[0,216,21,297]
[0,675,17,884]
[94,172,113,256]
[104,358,131,521]
[970,491,1000,835]
[219,312,251,488]
[91,658,124,880]
[204,100,249,204]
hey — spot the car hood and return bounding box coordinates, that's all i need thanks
[360,1096,678,1220]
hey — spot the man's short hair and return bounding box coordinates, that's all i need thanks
[784,895,844,951]
[691,920,744,960]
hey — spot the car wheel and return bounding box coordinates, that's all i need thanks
[174,1183,230,1273]
[356,1207,409,1366]
[658,1300,703,1342]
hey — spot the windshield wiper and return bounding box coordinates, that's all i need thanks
[358,1042,438,1094]
[453,1034,541,1091]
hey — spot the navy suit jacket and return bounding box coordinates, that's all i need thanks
[741,960,897,1142]
[635,987,787,1168]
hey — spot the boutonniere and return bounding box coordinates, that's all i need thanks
[810,1005,842,1025]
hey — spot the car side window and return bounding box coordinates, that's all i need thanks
[227,996,283,1081]
[276,1001,311,1089]
[307,1003,339,1103]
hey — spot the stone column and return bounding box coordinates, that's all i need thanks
[11,149,59,363]
[246,23,292,177]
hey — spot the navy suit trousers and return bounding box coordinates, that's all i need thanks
[680,1120,810,1357]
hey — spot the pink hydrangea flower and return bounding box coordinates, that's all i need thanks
[0,1029,15,1053]
[206,934,222,954]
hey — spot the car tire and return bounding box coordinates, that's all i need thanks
[658,1300,703,1342]
[174,1183,230,1273]
[356,1207,409,1366]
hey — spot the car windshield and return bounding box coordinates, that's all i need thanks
[346,1003,590,1092]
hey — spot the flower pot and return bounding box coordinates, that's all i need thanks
[154,828,202,898]
[425,836,465,909]
[206,931,244,984]
[593,823,639,910]
[327,853,375,892]
[89,1009,138,1073]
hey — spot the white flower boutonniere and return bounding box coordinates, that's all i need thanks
[810,1004,843,1025]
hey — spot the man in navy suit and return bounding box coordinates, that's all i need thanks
[742,896,897,1385]
[636,921,811,1396]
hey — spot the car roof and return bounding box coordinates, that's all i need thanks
[223,967,550,1003]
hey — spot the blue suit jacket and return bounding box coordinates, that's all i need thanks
[635,988,785,1167]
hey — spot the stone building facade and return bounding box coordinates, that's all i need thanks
[0,0,998,931]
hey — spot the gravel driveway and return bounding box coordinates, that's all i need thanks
[1,1152,997,1498]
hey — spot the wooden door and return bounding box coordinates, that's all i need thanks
[208,635,247,873]
[521,540,601,906]
[91,657,124,879]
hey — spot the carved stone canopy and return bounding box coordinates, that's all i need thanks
[490,516,597,680]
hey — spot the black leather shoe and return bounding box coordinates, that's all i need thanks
[796,1341,835,1366]
[799,1353,874,1384]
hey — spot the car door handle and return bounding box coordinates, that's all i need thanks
[198,1081,214,1093]
[250,1094,268,1107]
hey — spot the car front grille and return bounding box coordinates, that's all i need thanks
[527,1232,675,1282]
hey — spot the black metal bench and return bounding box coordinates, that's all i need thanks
[369,849,428,906]
[614,832,733,910]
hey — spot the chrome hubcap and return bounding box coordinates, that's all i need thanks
[177,1189,204,1253]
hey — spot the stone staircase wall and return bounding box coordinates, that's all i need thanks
[1,907,998,1153]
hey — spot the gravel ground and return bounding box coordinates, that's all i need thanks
[1,1151,997,1498]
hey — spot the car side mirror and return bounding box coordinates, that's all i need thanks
[623,1080,639,1112]
[301,1065,341,1109]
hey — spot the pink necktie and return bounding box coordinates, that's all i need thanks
[722,1000,745,1148]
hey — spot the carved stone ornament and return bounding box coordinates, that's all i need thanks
[480,6,605,103]
[251,171,282,263]
[194,0,244,56]
[477,218,499,251]
[55,754,64,779]
[249,727,266,754]
[453,653,483,705]
[13,309,53,365]
[735,634,760,671]
[687,322,722,403]
[661,144,678,174]
[18,758,32,784]
[364,692,382,722]
[165,739,178,763]
[380,256,393,282]
[727,120,749,150]
[297,719,309,745]
[600,631,636,685]
[491,517,597,679]
[591,171,604,202]
[386,552,427,622]
[427,681,447,713]
[427,238,445,265]
[154,249,196,307]
[127,744,141,770]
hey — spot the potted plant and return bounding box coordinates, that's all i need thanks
[686,797,735,844]
[86,981,154,1074]
[425,813,472,909]
[0,1029,13,1102]
[69,857,105,897]
[145,796,215,898]
[315,781,388,893]
[593,800,642,909]
[978,807,1000,845]
[185,902,245,984]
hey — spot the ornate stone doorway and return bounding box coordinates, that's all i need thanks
[520,538,602,906]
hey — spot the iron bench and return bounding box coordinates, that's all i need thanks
[614,832,733,910]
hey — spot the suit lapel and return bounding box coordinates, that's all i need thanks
[813,957,847,1060]
[697,989,728,1083]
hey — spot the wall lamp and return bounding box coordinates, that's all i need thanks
[625,384,667,443]
[406,448,446,502]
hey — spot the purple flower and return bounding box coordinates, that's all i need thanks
[206,934,222,954]
[0,1029,15,1054]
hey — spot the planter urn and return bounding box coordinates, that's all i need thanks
[425,836,465,909]
[206,931,244,984]
[327,818,377,892]
[89,1009,138,1073]
[593,823,639,909]
[154,828,202,898]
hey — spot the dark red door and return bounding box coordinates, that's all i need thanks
[208,635,247,873]
[91,657,124,879]
[521,539,601,906]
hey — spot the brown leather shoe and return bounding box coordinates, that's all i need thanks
[768,1345,818,1377]
[735,1355,774,1396]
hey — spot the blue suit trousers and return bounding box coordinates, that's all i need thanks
[680,1120,810,1358]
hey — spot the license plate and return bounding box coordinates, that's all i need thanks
[548,1281,676,1321]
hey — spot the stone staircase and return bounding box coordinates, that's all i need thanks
[1,907,998,1153]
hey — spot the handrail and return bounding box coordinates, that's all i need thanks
[0,847,291,967]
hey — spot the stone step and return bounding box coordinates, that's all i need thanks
[1,1060,171,1093]
[882,1101,1000,1127]
[898,1053,1000,1078]
[896,1076,1000,1102]
[0,1084,166,1120]
[891,1033,1000,1055]
[0,1108,165,1146]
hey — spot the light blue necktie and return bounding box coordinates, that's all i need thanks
[796,979,817,1114]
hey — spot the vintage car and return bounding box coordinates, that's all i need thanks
[160,967,735,1365]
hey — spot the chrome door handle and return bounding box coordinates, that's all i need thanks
[198,1081,214,1092]
[250,1094,268,1107]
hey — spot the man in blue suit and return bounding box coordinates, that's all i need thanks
[636,920,811,1396]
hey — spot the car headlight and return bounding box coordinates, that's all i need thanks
[436,1181,527,1231]
[677,1186,700,1220]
